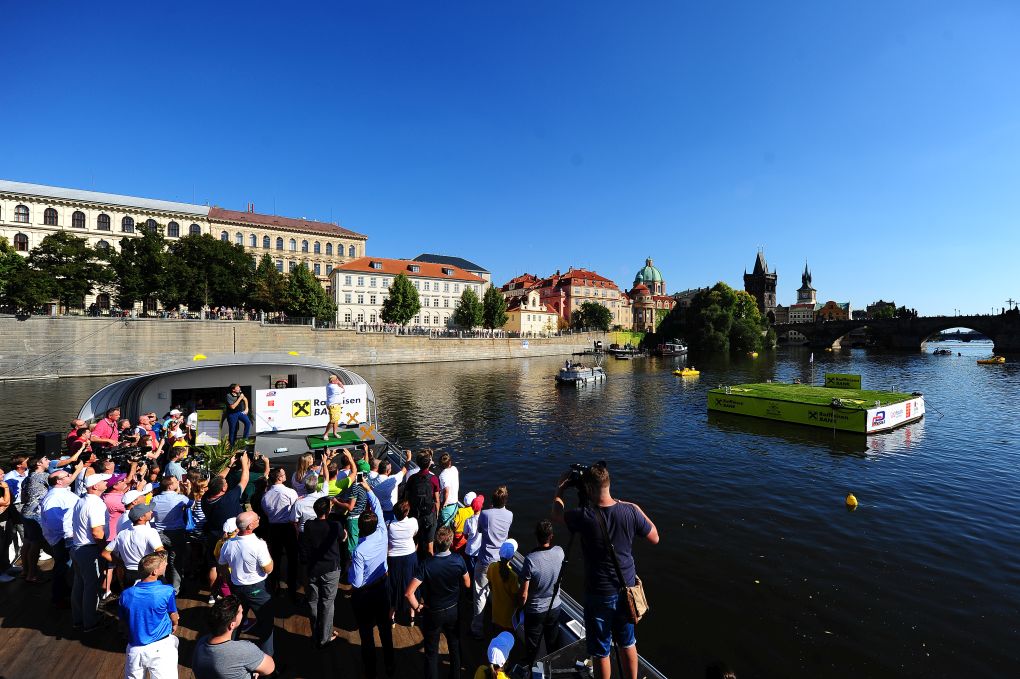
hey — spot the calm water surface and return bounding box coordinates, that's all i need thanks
[2,342,1018,678]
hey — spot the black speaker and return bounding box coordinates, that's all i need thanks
[36,431,63,457]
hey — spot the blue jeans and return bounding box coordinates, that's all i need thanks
[584,592,636,658]
[71,543,103,628]
[226,411,251,445]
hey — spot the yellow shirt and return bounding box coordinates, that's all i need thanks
[485,561,520,630]
[473,668,509,679]
[453,506,474,534]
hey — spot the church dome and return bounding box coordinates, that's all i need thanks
[634,257,663,286]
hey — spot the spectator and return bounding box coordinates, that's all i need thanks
[552,463,659,679]
[369,449,416,522]
[437,453,460,528]
[298,496,345,647]
[261,467,299,598]
[519,519,565,667]
[202,454,249,591]
[118,551,179,679]
[18,455,51,584]
[224,385,251,445]
[292,451,334,533]
[387,499,419,626]
[462,494,486,571]
[103,503,164,588]
[486,540,520,634]
[101,473,130,598]
[150,476,191,594]
[0,473,11,584]
[290,453,318,498]
[475,631,515,679]
[210,518,239,604]
[192,595,275,679]
[470,484,513,638]
[70,473,112,632]
[91,408,121,451]
[39,464,85,604]
[334,450,369,552]
[219,511,275,657]
[450,491,477,553]
[349,502,393,679]
[405,526,470,679]
[405,450,440,555]
[163,448,187,482]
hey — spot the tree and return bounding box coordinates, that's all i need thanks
[29,231,111,311]
[0,238,50,312]
[250,254,287,312]
[679,282,764,354]
[380,273,420,325]
[871,304,895,319]
[571,301,612,331]
[482,286,509,330]
[284,262,336,324]
[163,234,254,309]
[109,228,168,309]
[453,287,483,329]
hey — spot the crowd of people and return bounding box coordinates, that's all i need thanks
[0,404,661,679]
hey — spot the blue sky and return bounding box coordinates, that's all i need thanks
[3,1,1019,315]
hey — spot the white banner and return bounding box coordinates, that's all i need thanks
[254,384,368,434]
[866,398,925,433]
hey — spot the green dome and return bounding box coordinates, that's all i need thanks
[634,258,663,286]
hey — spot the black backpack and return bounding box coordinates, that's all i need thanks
[404,472,434,519]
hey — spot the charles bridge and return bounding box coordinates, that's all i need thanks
[775,309,1020,353]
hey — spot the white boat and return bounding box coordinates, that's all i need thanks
[556,358,606,386]
[656,340,688,356]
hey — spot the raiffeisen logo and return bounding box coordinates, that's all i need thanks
[872,411,886,426]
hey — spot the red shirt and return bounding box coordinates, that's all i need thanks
[65,429,77,451]
[92,417,119,447]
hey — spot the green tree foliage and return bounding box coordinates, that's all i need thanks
[162,235,253,309]
[284,262,336,324]
[453,286,483,329]
[571,301,613,331]
[250,254,288,311]
[0,237,50,311]
[110,228,168,308]
[380,273,420,325]
[871,304,895,319]
[682,282,765,353]
[482,285,509,329]
[29,231,111,310]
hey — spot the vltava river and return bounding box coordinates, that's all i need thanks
[2,341,1017,678]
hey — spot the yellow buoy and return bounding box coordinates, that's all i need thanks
[845,492,858,510]
[192,354,207,361]
[288,351,300,356]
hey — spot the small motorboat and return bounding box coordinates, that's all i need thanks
[977,356,1006,365]
[614,353,635,360]
[932,348,953,356]
[557,358,607,386]
[674,367,700,377]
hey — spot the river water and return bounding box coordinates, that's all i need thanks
[2,342,1018,678]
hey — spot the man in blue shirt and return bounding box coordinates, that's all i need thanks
[349,486,393,679]
[149,476,191,593]
[119,551,179,679]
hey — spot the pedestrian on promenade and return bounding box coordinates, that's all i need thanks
[470,484,512,638]
[218,511,275,657]
[119,551,179,679]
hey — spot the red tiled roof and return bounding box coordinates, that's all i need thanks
[506,296,558,313]
[501,273,542,291]
[331,257,485,282]
[209,207,367,240]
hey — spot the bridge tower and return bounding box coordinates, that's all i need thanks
[796,261,817,305]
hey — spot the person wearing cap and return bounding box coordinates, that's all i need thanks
[70,472,112,631]
[210,517,239,604]
[103,503,164,587]
[461,494,486,571]
[100,472,131,599]
[119,551,180,679]
[519,519,565,668]
[117,486,151,533]
[475,631,515,679]
[406,525,470,679]
[486,540,520,634]
[150,476,192,594]
[471,485,513,638]
[219,511,275,658]
[40,462,86,605]
[451,491,478,553]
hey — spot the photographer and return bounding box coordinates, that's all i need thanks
[551,464,659,679]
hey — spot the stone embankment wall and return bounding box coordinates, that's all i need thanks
[0,316,604,379]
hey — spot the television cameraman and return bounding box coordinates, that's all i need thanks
[551,463,658,679]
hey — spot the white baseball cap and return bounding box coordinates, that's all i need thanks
[222,517,238,534]
[462,491,477,507]
[169,409,182,415]
[122,490,143,505]
[84,473,112,488]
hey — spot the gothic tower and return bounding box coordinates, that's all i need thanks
[743,250,778,324]
[796,261,816,305]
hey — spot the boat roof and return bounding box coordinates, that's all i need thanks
[78,353,374,421]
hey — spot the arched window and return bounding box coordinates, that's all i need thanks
[220,231,229,242]
[14,204,29,223]
[96,214,111,230]
[72,211,86,229]
[44,207,59,225]
[288,261,296,272]
[313,241,321,254]
[121,216,135,233]
[96,239,110,251]
[348,244,356,257]
[167,221,180,237]
[14,233,29,251]
[289,238,297,252]
[262,235,270,248]
[276,237,284,250]
[249,234,257,247]
[301,240,309,253]
[325,243,333,256]
[235,232,243,245]
[144,218,158,233]
[189,223,201,236]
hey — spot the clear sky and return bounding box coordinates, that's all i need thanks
[3,1,1019,315]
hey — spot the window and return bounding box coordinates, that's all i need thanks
[220,231,229,242]
[167,221,180,237]
[357,294,364,304]
[344,275,352,285]
[122,216,135,233]
[370,313,377,323]
[14,205,29,223]
[444,298,450,307]
[289,261,296,272]
[326,243,333,256]
[344,313,352,323]
[369,295,376,304]
[314,263,321,275]
[409,264,420,273]
[370,261,382,270]
[348,245,356,257]
[326,264,333,274]
[382,278,389,288]
[357,276,365,287]
[370,277,376,287]
[97,213,111,230]
[424,281,430,291]
[235,232,244,245]
[145,218,158,233]
[289,239,297,251]
[301,240,309,253]
[276,237,284,250]
[72,211,86,229]
[413,281,420,289]
[424,316,430,325]
[44,207,58,225]
[357,313,364,322]
[13,233,29,251]
[441,267,453,275]
[313,241,321,254]
[276,260,283,272]
[444,282,449,292]
[454,284,460,293]
[190,223,201,236]
[414,316,420,324]
[249,234,257,247]
[263,235,271,249]
[345,293,352,303]
[96,239,110,251]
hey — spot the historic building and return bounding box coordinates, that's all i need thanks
[503,289,558,334]
[788,262,821,323]
[743,250,778,323]
[866,299,896,318]
[499,268,630,329]
[817,301,852,321]
[330,256,485,327]
[628,258,675,332]
[414,254,490,287]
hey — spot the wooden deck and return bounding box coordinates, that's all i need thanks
[0,558,494,679]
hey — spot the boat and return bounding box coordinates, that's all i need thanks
[556,357,607,386]
[977,356,1005,365]
[607,343,644,357]
[674,367,700,377]
[614,353,635,360]
[655,340,688,356]
[932,348,953,356]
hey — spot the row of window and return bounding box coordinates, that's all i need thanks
[265,259,333,276]
[6,204,204,237]
[341,312,449,325]
[338,274,480,296]
[220,230,356,257]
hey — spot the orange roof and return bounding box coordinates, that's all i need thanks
[209,207,367,240]
[331,257,485,282]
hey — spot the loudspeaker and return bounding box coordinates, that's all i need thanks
[36,431,63,457]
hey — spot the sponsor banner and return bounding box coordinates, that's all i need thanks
[866,398,925,433]
[825,373,863,389]
[254,384,368,434]
[708,391,868,433]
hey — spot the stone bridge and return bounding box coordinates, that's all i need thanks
[775,310,1020,352]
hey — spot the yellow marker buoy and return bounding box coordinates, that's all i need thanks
[288,351,300,356]
[845,492,858,510]
[192,354,207,361]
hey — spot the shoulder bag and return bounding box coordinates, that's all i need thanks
[593,503,649,624]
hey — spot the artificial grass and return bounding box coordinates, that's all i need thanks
[710,383,915,410]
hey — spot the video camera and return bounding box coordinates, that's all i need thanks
[107,444,147,467]
[561,460,607,506]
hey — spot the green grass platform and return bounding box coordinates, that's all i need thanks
[305,430,375,449]
[707,382,924,434]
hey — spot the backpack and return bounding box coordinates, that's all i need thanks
[404,472,434,519]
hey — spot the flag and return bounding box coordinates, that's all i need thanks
[809,352,814,363]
